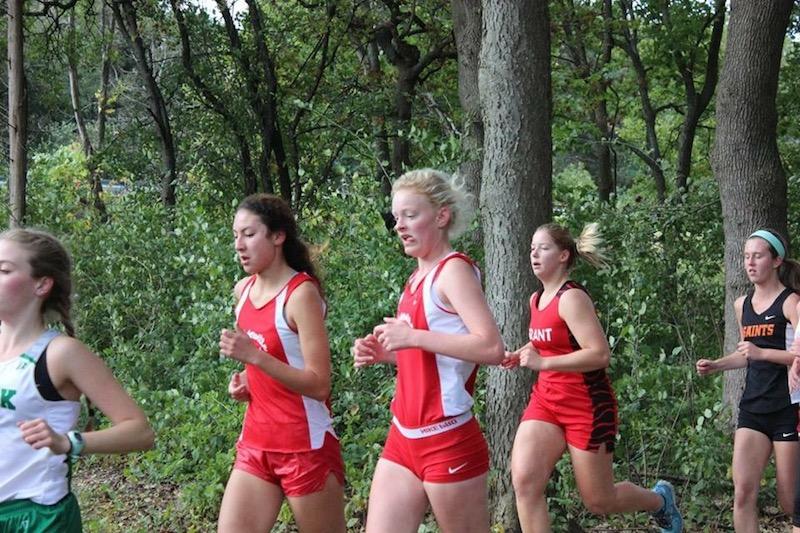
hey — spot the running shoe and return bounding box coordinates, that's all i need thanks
[651,480,683,533]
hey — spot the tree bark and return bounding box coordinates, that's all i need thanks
[480,1,552,529]
[451,0,483,227]
[67,11,108,219]
[354,35,392,195]
[215,0,278,195]
[67,14,92,157]
[712,0,793,424]
[8,0,27,227]
[243,0,291,202]
[374,2,455,177]
[97,5,114,150]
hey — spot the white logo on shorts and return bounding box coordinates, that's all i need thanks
[782,432,795,438]
[448,462,468,474]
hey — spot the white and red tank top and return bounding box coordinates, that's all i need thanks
[234,271,335,452]
[390,252,480,429]
[529,280,611,387]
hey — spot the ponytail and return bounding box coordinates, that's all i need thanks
[537,222,607,270]
[779,259,800,293]
[575,223,608,269]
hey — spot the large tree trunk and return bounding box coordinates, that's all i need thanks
[451,0,483,226]
[712,0,793,425]
[7,0,27,227]
[480,1,552,530]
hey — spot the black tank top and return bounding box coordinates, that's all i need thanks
[739,287,795,413]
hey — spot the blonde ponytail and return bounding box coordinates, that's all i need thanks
[537,222,607,270]
[575,223,608,269]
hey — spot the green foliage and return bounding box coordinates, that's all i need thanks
[26,150,241,523]
[25,153,415,527]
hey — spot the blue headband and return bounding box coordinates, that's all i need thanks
[749,230,786,259]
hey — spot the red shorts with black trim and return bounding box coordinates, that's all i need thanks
[381,416,489,482]
[521,379,618,452]
[233,431,345,497]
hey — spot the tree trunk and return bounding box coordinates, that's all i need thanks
[593,99,614,202]
[673,0,725,193]
[619,0,666,201]
[451,0,483,230]
[712,0,793,424]
[215,0,276,194]
[67,11,108,220]
[373,8,455,180]
[480,1,552,529]
[97,5,113,149]
[354,36,392,194]
[244,0,289,202]
[559,0,614,202]
[67,33,92,155]
[110,0,177,208]
[170,0,258,195]
[593,0,614,202]
[391,70,415,177]
[7,0,27,227]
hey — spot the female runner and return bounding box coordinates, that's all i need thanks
[699,228,800,532]
[508,223,682,532]
[353,169,504,533]
[218,194,345,533]
[0,228,154,531]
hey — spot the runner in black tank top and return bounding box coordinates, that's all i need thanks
[740,287,795,414]
[697,229,800,531]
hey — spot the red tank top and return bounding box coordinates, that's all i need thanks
[391,252,480,428]
[234,272,335,452]
[529,280,610,386]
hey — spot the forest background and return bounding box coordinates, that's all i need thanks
[2,0,798,531]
